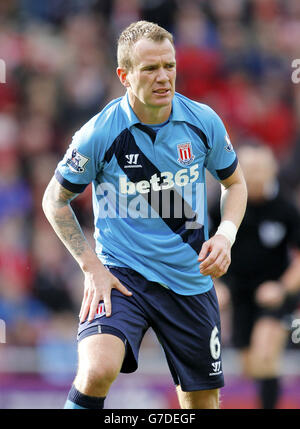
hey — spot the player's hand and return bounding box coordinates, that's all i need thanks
[79,266,132,323]
[255,281,285,309]
[198,235,231,278]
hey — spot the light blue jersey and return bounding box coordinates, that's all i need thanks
[55,92,237,295]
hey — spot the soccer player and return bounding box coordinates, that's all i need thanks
[42,21,247,409]
[211,143,300,409]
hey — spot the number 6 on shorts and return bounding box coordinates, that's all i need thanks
[210,325,221,360]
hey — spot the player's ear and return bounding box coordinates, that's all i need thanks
[116,67,130,88]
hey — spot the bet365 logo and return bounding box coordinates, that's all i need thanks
[0,59,6,83]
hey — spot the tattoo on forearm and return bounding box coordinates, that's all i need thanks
[53,210,88,257]
[43,178,90,258]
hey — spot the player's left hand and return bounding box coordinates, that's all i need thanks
[198,235,231,278]
[255,281,286,308]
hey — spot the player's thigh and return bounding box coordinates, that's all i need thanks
[176,386,220,409]
[155,286,224,391]
[76,333,125,389]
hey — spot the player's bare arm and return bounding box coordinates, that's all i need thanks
[42,176,132,322]
[198,163,247,278]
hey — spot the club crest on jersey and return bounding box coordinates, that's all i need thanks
[66,148,89,173]
[94,302,106,319]
[177,142,195,166]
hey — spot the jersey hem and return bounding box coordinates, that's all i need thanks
[102,259,214,296]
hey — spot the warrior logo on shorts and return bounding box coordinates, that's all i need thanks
[177,142,195,166]
[66,148,89,173]
[209,360,222,376]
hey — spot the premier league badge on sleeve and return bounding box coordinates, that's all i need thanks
[177,142,195,166]
[66,148,89,173]
[224,134,233,152]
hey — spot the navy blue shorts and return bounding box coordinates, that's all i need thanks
[77,266,224,392]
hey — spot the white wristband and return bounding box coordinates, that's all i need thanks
[215,220,237,247]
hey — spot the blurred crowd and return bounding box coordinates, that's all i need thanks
[0,0,300,351]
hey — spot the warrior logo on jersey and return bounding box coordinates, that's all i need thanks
[66,148,89,173]
[224,134,233,152]
[177,142,195,166]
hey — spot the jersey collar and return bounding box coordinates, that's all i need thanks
[120,91,186,127]
[170,92,187,122]
[120,92,140,127]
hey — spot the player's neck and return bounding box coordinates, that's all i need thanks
[128,94,172,125]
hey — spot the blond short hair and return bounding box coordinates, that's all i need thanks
[117,20,174,70]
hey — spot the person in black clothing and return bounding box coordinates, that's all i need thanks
[210,143,300,409]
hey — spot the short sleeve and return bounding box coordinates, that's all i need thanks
[55,122,101,193]
[205,111,238,181]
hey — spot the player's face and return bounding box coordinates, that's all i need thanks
[118,38,176,120]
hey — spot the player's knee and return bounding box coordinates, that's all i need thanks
[75,332,125,395]
[76,361,120,394]
[92,363,119,386]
